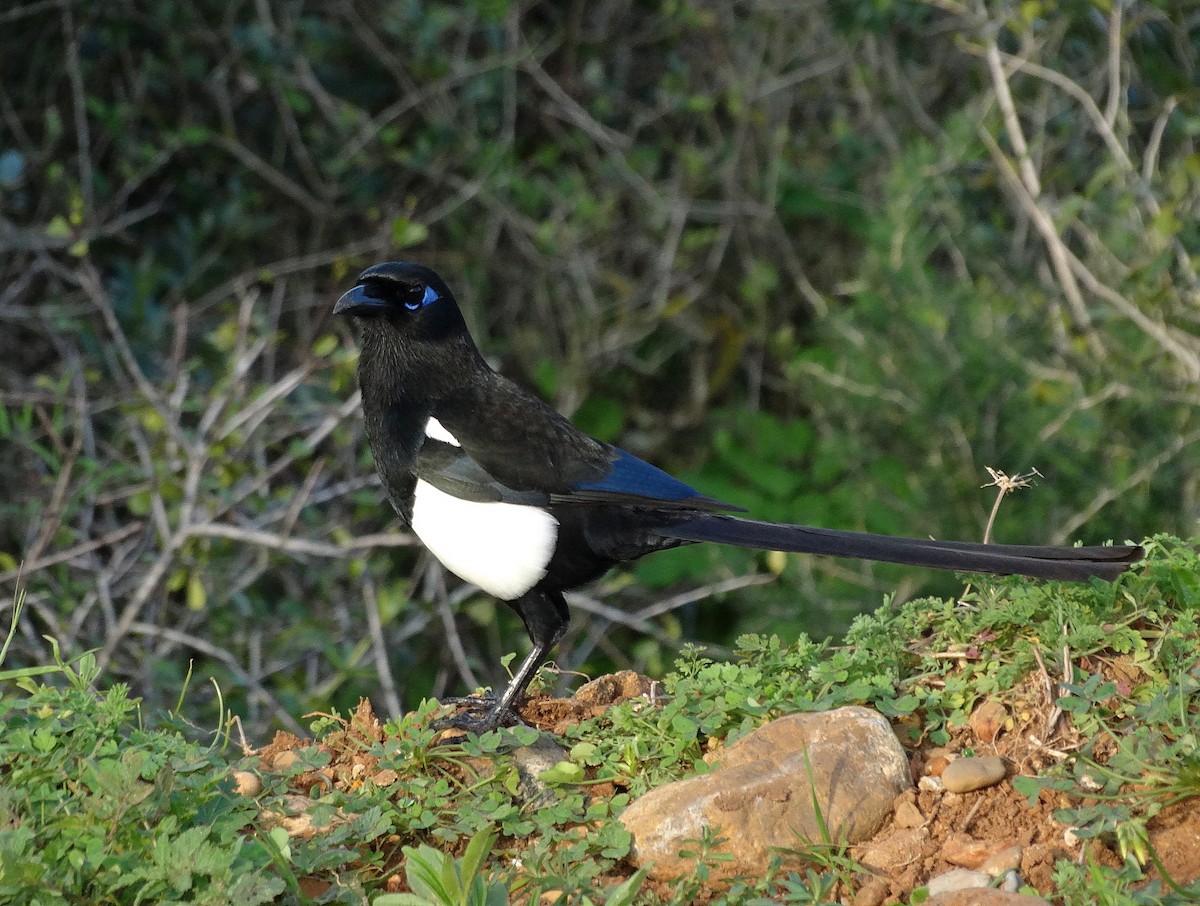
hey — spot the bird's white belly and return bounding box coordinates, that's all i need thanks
[409,479,559,600]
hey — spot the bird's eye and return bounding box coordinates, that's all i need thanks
[404,284,440,311]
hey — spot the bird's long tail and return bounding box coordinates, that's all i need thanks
[660,515,1143,581]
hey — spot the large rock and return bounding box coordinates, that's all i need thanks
[620,706,911,879]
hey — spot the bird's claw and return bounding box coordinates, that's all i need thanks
[429,692,522,736]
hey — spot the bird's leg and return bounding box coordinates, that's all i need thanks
[435,641,546,720]
[432,588,568,735]
[430,639,555,734]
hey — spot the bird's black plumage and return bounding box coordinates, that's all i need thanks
[335,262,1144,732]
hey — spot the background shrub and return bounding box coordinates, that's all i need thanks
[1,0,1196,735]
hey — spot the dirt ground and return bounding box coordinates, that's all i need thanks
[252,670,1200,903]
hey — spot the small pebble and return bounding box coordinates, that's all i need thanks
[942,832,993,868]
[893,798,926,829]
[926,868,991,896]
[925,750,953,777]
[969,699,1009,743]
[851,876,889,906]
[981,844,1023,876]
[1002,869,1022,892]
[371,768,400,787]
[1064,827,1082,847]
[233,770,261,796]
[918,775,945,792]
[941,755,1007,793]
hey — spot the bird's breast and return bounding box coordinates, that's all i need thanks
[409,479,559,600]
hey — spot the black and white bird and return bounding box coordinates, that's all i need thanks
[334,262,1143,732]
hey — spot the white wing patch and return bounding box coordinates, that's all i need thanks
[410,479,559,600]
[424,417,461,446]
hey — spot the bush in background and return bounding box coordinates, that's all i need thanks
[1,0,1195,735]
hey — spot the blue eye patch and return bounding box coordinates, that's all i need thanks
[406,285,440,310]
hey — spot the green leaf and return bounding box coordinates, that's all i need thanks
[402,845,455,902]
[268,826,291,861]
[312,334,339,357]
[459,828,496,893]
[186,572,207,611]
[600,867,646,906]
[538,761,584,786]
[391,217,429,248]
[45,215,71,238]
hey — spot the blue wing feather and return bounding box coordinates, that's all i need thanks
[569,447,739,511]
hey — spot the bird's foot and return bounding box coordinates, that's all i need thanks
[430,692,522,737]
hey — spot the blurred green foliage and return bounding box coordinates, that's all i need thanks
[0,0,1196,735]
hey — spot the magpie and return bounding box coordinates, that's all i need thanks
[334,261,1143,732]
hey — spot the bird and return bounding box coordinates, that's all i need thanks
[334,261,1143,732]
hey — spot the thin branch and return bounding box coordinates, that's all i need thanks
[436,582,480,691]
[60,3,94,217]
[635,574,775,623]
[216,365,310,442]
[1064,246,1200,381]
[1143,97,1178,183]
[985,39,1040,196]
[1103,5,1123,129]
[1052,428,1200,544]
[78,263,190,451]
[187,523,416,557]
[969,43,1133,172]
[977,125,1102,352]
[0,523,144,586]
[362,578,403,718]
[211,135,328,217]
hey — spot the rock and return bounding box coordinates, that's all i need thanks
[918,775,945,792]
[942,832,994,868]
[573,670,656,707]
[511,733,570,807]
[941,755,1006,793]
[892,794,926,829]
[981,844,1024,876]
[260,794,349,840]
[926,891,1050,906]
[232,770,261,796]
[370,768,400,787]
[522,671,660,733]
[926,868,991,896]
[852,876,889,906]
[923,748,953,777]
[621,707,911,880]
[969,700,1009,744]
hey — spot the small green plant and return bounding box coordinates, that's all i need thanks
[375,828,509,906]
[668,826,736,904]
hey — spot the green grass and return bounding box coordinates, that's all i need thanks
[0,660,286,904]
[2,536,1198,904]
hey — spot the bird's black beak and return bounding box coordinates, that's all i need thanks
[333,283,388,316]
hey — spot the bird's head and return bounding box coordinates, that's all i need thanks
[334,262,466,342]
